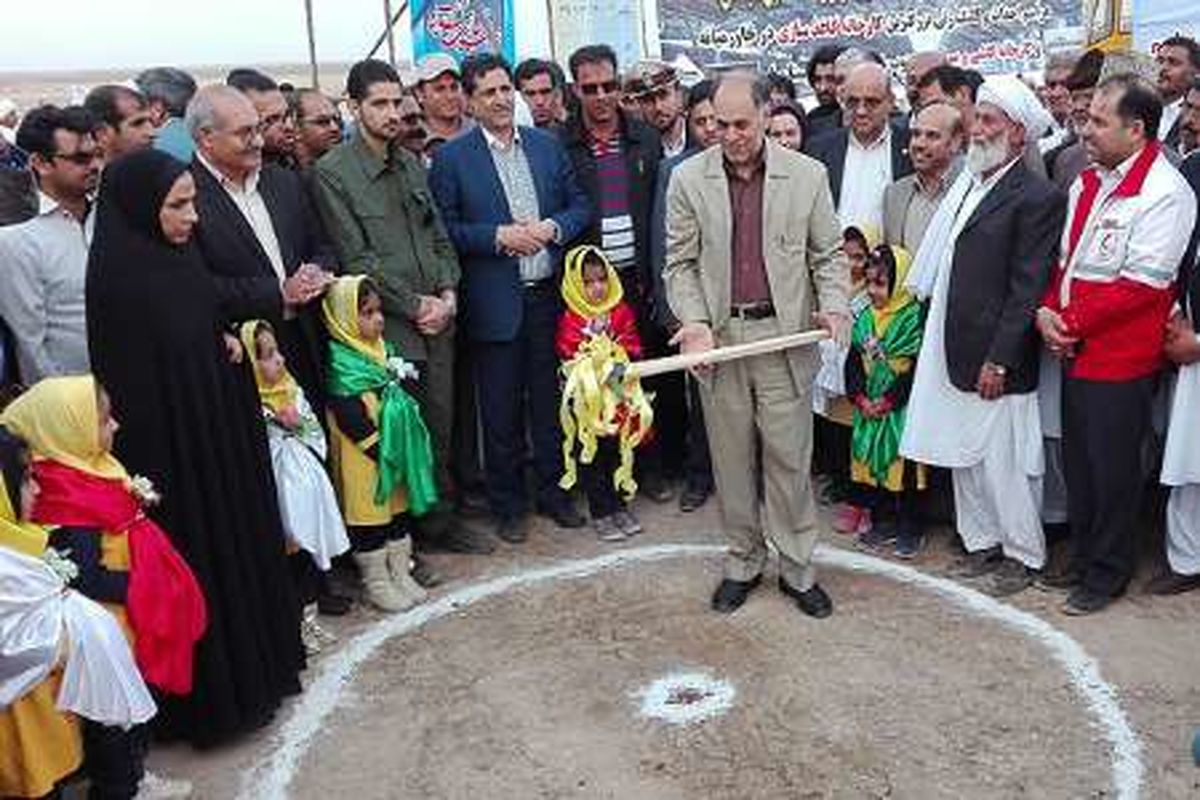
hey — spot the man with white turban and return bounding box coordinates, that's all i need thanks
[901,76,1065,596]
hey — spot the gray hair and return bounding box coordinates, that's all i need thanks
[135,67,197,118]
[1044,50,1081,75]
[185,84,246,142]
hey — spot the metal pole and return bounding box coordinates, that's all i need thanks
[384,0,397,66]
[366,0,409,60]
[304,0,319,88]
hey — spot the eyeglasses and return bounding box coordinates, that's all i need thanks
[51,150,100,166]
[844,96,885,111]
[302,114,340,128]
[222,123,264,144]
[578,80,619,97]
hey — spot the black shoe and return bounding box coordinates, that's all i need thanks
[778,578,833,619]
[1144,571,1200,595]
[455,489,490,518]
[495,516,528,544]
[1062,587,1113,616]
[411,554,444,588]
[678,483,711,513]
[947,546,1004,579]
[542,503,586,529]
[415,518,495,554]
[710,574,762,613]
[639,475,675,504]
[1035,567,1081,593]
[316,591,353,616]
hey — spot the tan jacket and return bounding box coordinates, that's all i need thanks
[664,141,850,390]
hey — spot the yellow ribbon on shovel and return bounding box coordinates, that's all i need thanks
[559,334,655,499]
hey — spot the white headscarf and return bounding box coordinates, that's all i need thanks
[975,75,1054,143]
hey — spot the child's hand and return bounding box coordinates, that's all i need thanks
[276,405,302,430]
[223,333,243,364]
[586,317,610,337]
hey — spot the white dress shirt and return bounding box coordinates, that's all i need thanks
[1160,97,1184,145]
[196,153,287,286]
[0,192,93,384]
[838,126,892,233]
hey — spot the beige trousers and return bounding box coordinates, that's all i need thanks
[698,317,820,590]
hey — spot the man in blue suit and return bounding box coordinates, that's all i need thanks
[429,54,593,544]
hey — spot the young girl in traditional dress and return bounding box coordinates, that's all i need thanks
[556,245,646,542]
[844,244,927,558]
[817,225,879,534]
[323,276,437,612]
[0,425,158,799]
[241,320,351,654]
[0,377,208,695]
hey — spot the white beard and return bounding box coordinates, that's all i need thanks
[965,136,1010,177]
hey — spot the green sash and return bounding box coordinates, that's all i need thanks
[327,340,438,515]
[850,302,924,485]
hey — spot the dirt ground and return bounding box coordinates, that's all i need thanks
[145,498,1200,799]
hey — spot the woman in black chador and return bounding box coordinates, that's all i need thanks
[86,149,303,747]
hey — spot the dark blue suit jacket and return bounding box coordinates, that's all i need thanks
[428,125,592,342]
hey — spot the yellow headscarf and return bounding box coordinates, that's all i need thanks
[0,376,129,482]
[561,245,623,318]
[239,320,300,415]
[869,244,916,334]
[0,471,47,557]
[322,276,387,365]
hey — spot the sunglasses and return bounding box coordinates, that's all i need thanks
[578,80,619,96]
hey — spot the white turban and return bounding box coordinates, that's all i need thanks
[975,75,1054,143]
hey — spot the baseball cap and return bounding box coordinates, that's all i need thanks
[416,53,461,84]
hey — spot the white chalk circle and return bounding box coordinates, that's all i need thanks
[636,671,736,725]
[239,543,1145,800]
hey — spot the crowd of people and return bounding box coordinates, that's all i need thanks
[0,34,1199,798]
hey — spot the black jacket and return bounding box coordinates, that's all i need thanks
[804,122,913,209]
[559,113,661,298]
[944,162,1065,394]
[189,160,336,408]
[1179,151,1200,330]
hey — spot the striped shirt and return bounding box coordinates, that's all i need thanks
[589,132,636,271]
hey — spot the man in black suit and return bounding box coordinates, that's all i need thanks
[185,85,334,419]
[901,76,1065,599]
[805,62,912,233]
[1155,36,1200,154]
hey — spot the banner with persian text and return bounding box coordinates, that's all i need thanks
[658,0,1084,84]
[411,0,515,64]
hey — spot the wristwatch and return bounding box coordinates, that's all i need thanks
[987,363,1007,376]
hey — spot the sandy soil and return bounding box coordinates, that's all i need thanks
[144,499,1200,799]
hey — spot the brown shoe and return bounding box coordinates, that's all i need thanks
[1144,571,1200,596]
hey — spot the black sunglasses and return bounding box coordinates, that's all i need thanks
[578,80,619,97]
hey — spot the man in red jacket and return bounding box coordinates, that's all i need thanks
[1037,73,1198,615]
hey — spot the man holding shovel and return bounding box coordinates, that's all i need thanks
[664,72,850,618]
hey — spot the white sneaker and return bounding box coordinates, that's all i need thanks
[137,771,193,799]
[593,515,628,542]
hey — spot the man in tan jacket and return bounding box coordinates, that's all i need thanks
[665,73,851,617]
